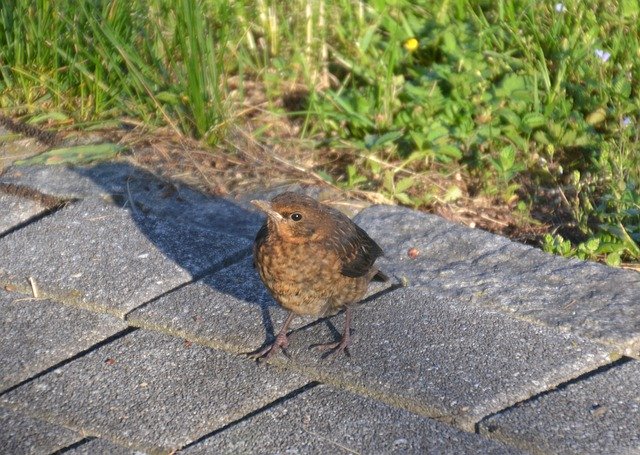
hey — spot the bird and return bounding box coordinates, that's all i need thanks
[250,191,387,360]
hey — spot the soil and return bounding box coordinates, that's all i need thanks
[0,107,605,263]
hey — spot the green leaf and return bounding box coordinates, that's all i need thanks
[394,192,413,205]
[523,112,546,129]
[435,144,462,160]
[28,112,70,124]
[497,108,522,127]
[533,130,551,145]
[156,91,181,105]
[15,143,123,166]
[315,170,335,184]
[499,146,516,170]
[395,176,415,193]
[586,108,606,125]
[365,130,403,150]
[605,251,622,267]
[499,74,526,95]
[443,184,462,202]
[383,170,395,194]
[584,237,601,253]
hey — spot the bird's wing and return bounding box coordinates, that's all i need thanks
[336,223,384,278]
[253,223,268,268]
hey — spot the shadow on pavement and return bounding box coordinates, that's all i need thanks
[72,161,278,345]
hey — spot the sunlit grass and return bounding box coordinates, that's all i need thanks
[0,0,638,264]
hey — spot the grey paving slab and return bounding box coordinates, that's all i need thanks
[127,257,390,352]
[65,438,144,454]
[479,360,640,454]
[278,288,615,431]
[0,329,309,454]
[183,384,524,455]
[127,262,614,432]
[355,205,640,357]
[0,197,251,317]
[0,163,264,238]
[0,406,83,454]
[0,288,127,392]
[126,258,292,354]
[0,192,47,235]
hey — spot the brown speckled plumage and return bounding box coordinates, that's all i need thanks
[251,192,385,359]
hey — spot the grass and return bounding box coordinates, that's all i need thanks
[0,0,638,266]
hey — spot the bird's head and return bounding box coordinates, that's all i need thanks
[251,192,334,244]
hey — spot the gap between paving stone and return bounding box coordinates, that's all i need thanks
[0,197,253,318]
[126,261,615,433]
[0,406,85,454]
[266,326,618,434]
[354,205,640,358]
[0,181,67,208]
[0,163,265,239]
[4,164,635,449]
[0,185,71,240]
[0,327,138,398]
[0,288,129,393]
[477,358,640,454]
[120,247,254,321]
[179,383,525,455]
[124,266,399,357]
[474,356,635,435]
[50,437,97,454]
[0,329,314,454]
[177,381,322,452]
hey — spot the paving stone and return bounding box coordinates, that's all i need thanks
[0,192,48,235]
[127,258,290,354]
[0,329,309,454]
[65,438,144,454]
[127,257,391,353]
[0,406,83,454]
[355,205,640,357]
[0,197,251,316]
[0,163,264,238]
[0,288,127,392]
[128,265,614,432]
[276,288,615,431]
[183,384,524,454]
[479,360,640,454]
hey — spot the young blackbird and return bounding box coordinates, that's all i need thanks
[250,192,386,360]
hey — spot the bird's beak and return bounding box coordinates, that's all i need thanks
[251,199,284,221]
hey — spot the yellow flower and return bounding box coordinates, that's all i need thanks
[404,37,419,52]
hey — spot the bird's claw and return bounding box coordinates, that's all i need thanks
[311,339,351,359]
[248,334,290,361]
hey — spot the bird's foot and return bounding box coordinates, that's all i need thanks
[311,335,351,359]
[248,332,290,361]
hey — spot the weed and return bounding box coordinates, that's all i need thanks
[0,0,638,265]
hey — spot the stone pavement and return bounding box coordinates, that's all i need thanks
[0,161,638,454]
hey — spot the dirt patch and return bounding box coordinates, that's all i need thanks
[0,105,577,255]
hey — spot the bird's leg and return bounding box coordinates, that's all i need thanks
[250,312,295,361]
[313,306,352,357]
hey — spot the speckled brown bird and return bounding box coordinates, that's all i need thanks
[251,192,386,359]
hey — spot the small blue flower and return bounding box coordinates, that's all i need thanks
[622,117,632,127]
[594,49,611,62]
[555,3,566,12]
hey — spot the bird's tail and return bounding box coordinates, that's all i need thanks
[372,270,389,282]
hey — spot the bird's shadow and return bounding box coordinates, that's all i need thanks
[69,161,398,353]
[70,161,281,345]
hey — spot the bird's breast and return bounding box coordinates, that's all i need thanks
[255,237,368,316]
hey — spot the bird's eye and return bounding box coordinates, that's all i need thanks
[290,212,303,221]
